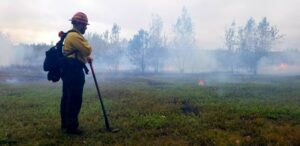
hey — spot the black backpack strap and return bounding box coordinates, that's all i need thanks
[60,30,89,74]
[60,30,79,57]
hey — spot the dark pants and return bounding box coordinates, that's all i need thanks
[60,58,85,131]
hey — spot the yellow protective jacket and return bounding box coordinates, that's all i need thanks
[63,29,92,63]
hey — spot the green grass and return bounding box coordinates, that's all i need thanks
[0,74,300,145]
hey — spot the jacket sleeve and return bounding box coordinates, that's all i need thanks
[68,32,92,57]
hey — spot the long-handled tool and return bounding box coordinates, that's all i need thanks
[88,61,119,132]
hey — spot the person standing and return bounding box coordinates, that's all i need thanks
[60,12,92,134]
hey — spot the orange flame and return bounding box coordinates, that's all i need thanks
[278,63,288,71]
[198,80,205,86]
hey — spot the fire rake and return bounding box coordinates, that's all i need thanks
[88,61,119,132]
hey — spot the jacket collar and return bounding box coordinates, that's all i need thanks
[71,27,82,35]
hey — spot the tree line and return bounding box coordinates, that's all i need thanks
[86,7,196,73]
[1,7,287,74]
[224,17,283,74]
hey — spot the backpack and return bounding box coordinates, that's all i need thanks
[43,30,76,82]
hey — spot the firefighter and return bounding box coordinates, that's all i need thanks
[60,12,92,135]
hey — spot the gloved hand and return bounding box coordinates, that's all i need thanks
[87,56,93,64]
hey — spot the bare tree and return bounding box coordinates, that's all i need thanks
[107,23,124,72]
[172,7,196,73]
[224,21,237,73]
[148,14,167,73]
[236,17,283,74]
[85,32,109,67]
[86,24,126,72]
[127,29,149,73]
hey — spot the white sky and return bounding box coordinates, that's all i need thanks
[0,0,299,49]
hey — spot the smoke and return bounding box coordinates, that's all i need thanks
[258,50,300,75]
[5,78,20,84]
[0,33,14,66]
[1,31,300,76]
[0,33,35,67]
[163,48,219,73]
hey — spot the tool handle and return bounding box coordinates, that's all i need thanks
[89,62,111,131]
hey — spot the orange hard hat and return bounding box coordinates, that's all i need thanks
[70,12,89,25]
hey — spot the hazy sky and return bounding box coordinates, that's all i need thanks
[0,0,299,49]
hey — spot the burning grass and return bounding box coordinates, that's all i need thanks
[0,73,300,145]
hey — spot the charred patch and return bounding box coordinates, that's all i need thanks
[181,99,202,115]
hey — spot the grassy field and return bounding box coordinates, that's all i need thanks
[0,73,300,146]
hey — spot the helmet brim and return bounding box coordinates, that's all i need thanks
[70,19,90,25]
